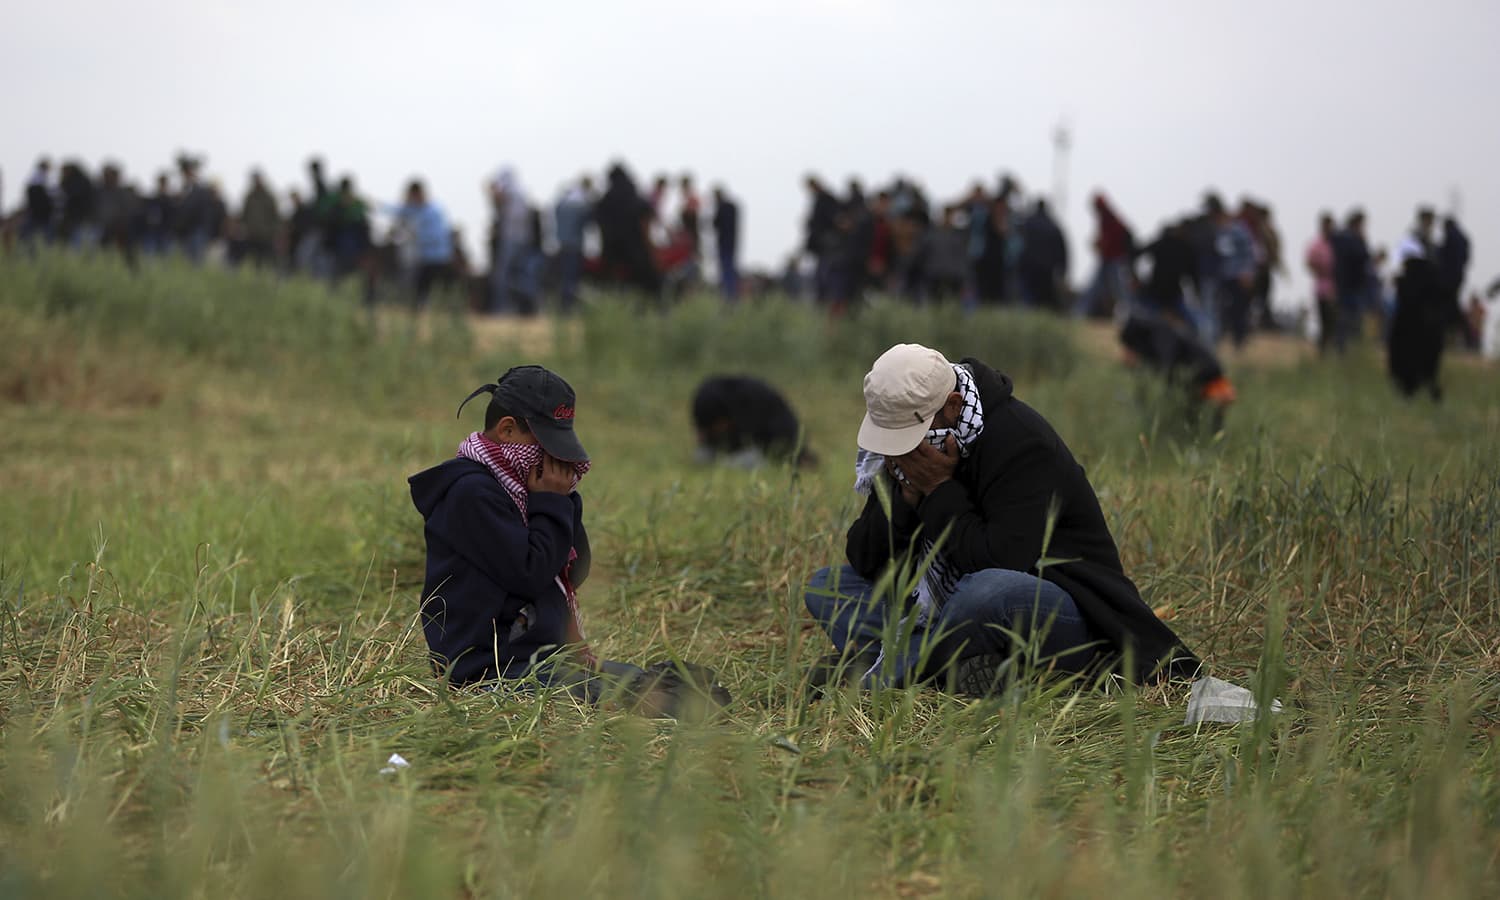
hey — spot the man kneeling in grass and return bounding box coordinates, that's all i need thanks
[805,344,1198,695]
[410,366,730,716]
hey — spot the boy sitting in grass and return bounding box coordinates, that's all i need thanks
[409,365,729,716]
[410,365,609,690]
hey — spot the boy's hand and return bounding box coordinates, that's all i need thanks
[576,644,599,671]
[528,453,575,494]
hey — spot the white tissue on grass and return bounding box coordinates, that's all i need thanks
[1185,676,1284,725]
[378,753,410,775]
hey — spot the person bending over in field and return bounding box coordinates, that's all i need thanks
[409,366,729,716]
[1119,311,1236,431]
[691,374,817,469]
[804,344,1198,695]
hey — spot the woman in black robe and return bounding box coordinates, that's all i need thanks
[1387,253,1448,400]
[596,164,660,293]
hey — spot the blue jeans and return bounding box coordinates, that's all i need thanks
[1219,279,1252,348]
[804,564,1097,688]
[718,248,739,302]
[490,239,523,314]
[557,245,584,314]
[1075,258,1130,318]
[1190,280,1219,344]
[1335,290,1364,352]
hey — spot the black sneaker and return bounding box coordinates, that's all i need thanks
[950,653,1011,698]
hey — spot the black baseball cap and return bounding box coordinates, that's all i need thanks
[457,365,589,462]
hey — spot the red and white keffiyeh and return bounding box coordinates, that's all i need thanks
[457,431,590,523]
[458,431,593,636]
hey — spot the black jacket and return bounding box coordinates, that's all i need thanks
[409,458,591,685]
[1120,314,1223,392]
[845,359,1197,681]
[692,375,804,459]
[1135,230,1198,304]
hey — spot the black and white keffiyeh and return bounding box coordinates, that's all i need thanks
[853,363,985,623]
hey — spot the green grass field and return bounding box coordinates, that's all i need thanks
[2,251,1498,898]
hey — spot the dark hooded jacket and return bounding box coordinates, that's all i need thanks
[845,359,1197,682]
[409,458,591,685]
[692,375,810,463]
[1120,314,1223,393]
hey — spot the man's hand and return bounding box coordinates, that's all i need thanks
[885,459,923,506]
[527,453,575,495]
[896,435,959,497]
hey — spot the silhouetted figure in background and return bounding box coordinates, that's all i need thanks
[890,177,931,302]
[1436,216,1473,347]
[1388,258,1447,399]
[1076,192,1134,318]
[240,170,281,268]
[1120,312,1236,430]
[712,185,740,302]
[924,205,968,303]
[1306,212,1338,354]
[1331,209,1371,352]
[691,375,816,468]
[175,155,217,262]
[678,174,701,260]
[21,159,54,246]
[1245,200,1283,331]
[804,176,840,303]
[1206,194,1258,348]
[596,163,659,294]
[1388,209,1447,400]
[972,191,1010,305]
[58,160,96,248]
[834,180,873,313]
[140,173,175,256]
[1018,199,1068,311]
[488,167,532,314]
[96,163,139,269]
[866,189,893,291]
[1133,220,1197,325]
[383,179,454,310]
[296,158,332,276]
[553,175,593,314]
[325,176,370,281]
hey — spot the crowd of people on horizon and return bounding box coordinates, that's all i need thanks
[3,153,743,315]
[4,151,1495,373]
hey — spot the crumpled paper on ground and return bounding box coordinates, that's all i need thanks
[1185,676,1284,725]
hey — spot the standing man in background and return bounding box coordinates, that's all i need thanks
[1206,194,1257,349]
[1331,210,1372,353]
[240,170,282,269]
[383,179,454,311]
[21,158,54,248]
[1306,212,1338,354]
[489,167,532,315]
[553,175,594,315]
[712,185,740,302]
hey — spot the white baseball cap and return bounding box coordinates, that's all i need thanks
[857,344,957,456]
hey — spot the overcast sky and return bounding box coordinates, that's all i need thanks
[5,0,1497,301]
